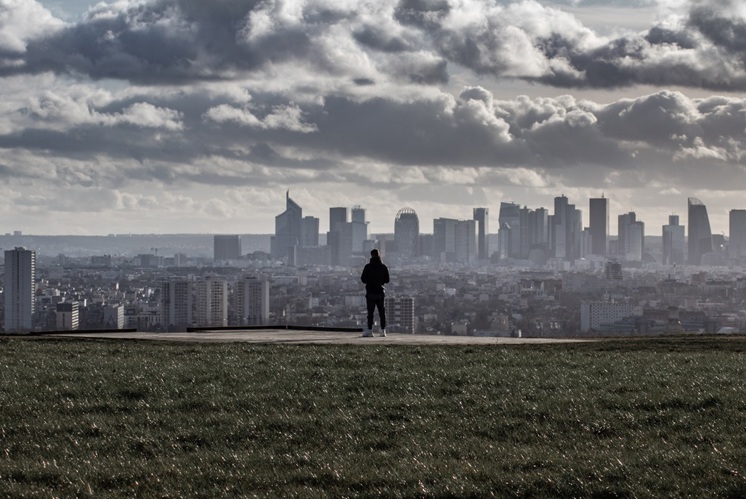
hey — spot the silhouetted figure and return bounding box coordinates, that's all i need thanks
[360,249,389,337]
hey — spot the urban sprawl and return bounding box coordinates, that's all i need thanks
[3,193,746,336]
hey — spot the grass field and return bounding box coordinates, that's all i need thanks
[1,336,746,497]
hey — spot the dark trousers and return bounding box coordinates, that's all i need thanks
[366,293,386,330]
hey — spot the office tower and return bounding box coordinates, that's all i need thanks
[498,202,521,258]
[196,277,228,328]
[618,212,644,261]
[627,221,645,261]
[395,207,420,258]
[235,277,270,326]
[433,218,458,262]
[56,302,80,331]
[454,219,477,263]
[161,278,194,329]
[473,207,489,260]
[729,210,746,260]
[662,215,685,265]
[688,197,713,265]
[589,196,609,257]
[384,296,416,333]
[552,196,581,261]
[529,207,549,248]
[329,207,348,231]
[328,207,349,266]
[271,191,303,260]
[214,235,241,261]
[300,216,319,247]
[4,247,36,332]
[350,206,368,254]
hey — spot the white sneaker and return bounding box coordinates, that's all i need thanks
[379,329,387,337]
[362,329,373,337]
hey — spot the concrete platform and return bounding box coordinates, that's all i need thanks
[46,329,591,345]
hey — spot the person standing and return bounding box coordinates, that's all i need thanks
[360,249,389,337]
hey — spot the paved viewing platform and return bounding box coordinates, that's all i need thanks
[45,329,592,345]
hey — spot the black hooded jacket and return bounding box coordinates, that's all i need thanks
[361,255,390,295]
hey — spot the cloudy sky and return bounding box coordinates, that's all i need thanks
[2,0,745,236]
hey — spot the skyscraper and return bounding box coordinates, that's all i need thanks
[552,196,581,261]
[662,215,685,265]
[350,206,368,254]
[688,197,713,265]
[473,207,489,260]
[300,216,319,247]
[271,191,303,260]
[213,235,241,261]
[328,207,348,266]
[498,202,520,258]
[235,276,270,326]
[394,207,420,258]
[589,196,609,257]
[729,210,746,261]
[618,212,644,261]
[4,247,36,333]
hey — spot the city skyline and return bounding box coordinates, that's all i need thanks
[3,1,746,235]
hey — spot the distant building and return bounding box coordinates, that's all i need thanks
[162,278,194,329]
[4,247,36,333]
[662,215,685,265]
[328,207,349,266]
[56,302,80,331]
[214,235,241,262]
[234,277,270,326]
[271,191,303,261]
[729,209,746,261]
[552,195,582,261]
[589,196,609,257]
[433,218,476,263]
[473,207,489,260]
[384,295,416,333]
[196,277,228,328]
[618,212,644,262]
[395,207,420,258]
[581,301,635,333]
[688,197,713,265]
[103,304,125,329]
[301,216,320,247]
[498,202,521,258]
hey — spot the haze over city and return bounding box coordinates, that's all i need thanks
[2,0,746,235]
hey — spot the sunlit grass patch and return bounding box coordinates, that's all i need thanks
[1,336,745,497]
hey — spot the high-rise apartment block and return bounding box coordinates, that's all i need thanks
[161,278,194,329]
[213,235,241,261]
[196,277,228,328]
[687,197,713,265]
[4,247,36,333]
[384,295,416,333]
[235,277,270,326]
[662,215,685,265]
[589,196,609,257]
[729,209,746,261]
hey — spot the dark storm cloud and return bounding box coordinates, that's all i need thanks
[4,0,746,90]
